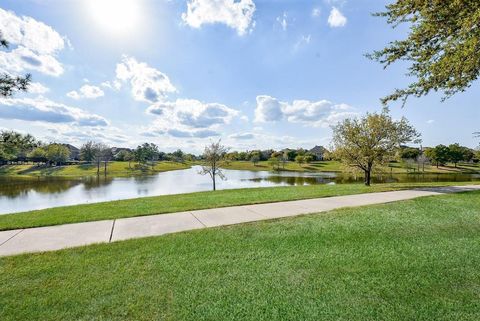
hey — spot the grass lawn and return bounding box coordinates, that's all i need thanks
[223,160,480,174]
[0,181,479,231]
[0,161,190,177]
[1,191,479,321]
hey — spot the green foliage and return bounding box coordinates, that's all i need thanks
[425,145,450,167]
[79,141,97,162]
[0,130,39,162]
[369,1,480,105]
[250,152,261,166]
[332,109,420,185]
[134,143,159,167]
[45,144,70,165]
[399,147,420,160]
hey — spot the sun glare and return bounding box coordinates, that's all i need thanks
[87,0,142,35]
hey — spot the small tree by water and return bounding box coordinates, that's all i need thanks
[199,140,228,191]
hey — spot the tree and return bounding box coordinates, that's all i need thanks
[304,154,314,165]
[332,109,420,186]
[425,145,450,168]
[250,152,260,166]
[295,155,305,167]
[399,147,420,160]
[0,32,31,97]
[172,149,185,163]
[448,143,465,168]
[80,141,97,163]
[368,1,480,106]
[199,140,228,191]
[45,144,70,166]
[124,151,135,169]
[27,147,47,164]
[268,157,281,171]
[134,143,159,170]
[0,130,38,164]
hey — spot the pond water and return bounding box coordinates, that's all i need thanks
[0,166,479,215]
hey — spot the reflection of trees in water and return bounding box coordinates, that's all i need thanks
[0,177,82,198]
[82,176,114,190]
[133,175,157,184]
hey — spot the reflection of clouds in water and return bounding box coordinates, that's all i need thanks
[0,167,479,215]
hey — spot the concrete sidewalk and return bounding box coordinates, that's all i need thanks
[1,185,479,257]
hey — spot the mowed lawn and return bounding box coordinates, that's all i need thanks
[1,181,479,231]
[1,191,480,321]
[0,161,190,177]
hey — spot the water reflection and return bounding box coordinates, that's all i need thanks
[0,166,478,215]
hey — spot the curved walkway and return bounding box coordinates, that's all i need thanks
[1,185,479,257]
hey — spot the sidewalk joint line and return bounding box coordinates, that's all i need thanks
[0,229,24,247]
[109,220,116,242]
[190,212,207,227]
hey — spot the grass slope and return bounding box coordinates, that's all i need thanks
[0,161,190,177]
[0,181,478,231]
[1,191,479,320]
[222,160,480,174]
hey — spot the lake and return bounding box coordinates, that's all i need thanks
[0,166,479,215]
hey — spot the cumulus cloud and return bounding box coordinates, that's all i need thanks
[312,8,321,17]
[146,98,239,138]
[0,8,66,76]
[254,95,356,127]
[115,55,176,103]
[328,7,347,27]
[182,0,256,36]
[229,132,255,140]
[67,85,105,100]
[0,97,108,126]
[28,82,50,94]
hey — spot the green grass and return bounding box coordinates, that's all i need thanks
[0,161,190,177]
[223,160,480,174]
[0,181,479,231]
[1,191,479,321]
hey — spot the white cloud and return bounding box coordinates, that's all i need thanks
[67,84,105,100]
[293,34,311,51]
[115,55,176,103]
[328,7,347,28]
[146,98,239,138]
[101,80,121,91]
[276,12,288,31]
[0,97,108,126]
[254,95,356,127]
[182,0,256,36]
[0,8,66,76]
[427,119,435,124]
[229,132,255,140]
[312,8,321,17]
[28,82,50,94]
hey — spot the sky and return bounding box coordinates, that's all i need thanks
[0,0,478,153]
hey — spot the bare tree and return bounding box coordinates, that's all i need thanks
[199,140,229,191]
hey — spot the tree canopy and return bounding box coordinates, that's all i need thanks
[368,1,480,105]
[332,109,420,186]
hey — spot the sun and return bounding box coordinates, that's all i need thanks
[87,0,143,35]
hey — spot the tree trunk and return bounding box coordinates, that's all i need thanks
[97,161,100,175]
[364,169,371,186]
[104,161,107,174]
[212,172,216,191]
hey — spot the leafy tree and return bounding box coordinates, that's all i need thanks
[250,152,261,166]
[268,157,281,171]
[45,144,70,166]
[399,147,420,160]
[304,154,314,164]
[172,149,185,163]
[0,130,38,163]
[332,109,420,186]
[199,140,228,191]
[80,141,97,163]
[448,143,465,168]
[0,32,31,97]
[134,143,159,170]
[27,147,47,164]
[295,155,305,167]
[368,1,480,106]
[425,145,450,168]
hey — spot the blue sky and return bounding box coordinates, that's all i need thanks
[0,0,478,152]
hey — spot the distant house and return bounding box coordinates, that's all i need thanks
[62,144,80,161]
[309,146,328,161]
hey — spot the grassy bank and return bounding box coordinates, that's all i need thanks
[1,191,479,320]
[0,181,479,231]
[0,161,190,177]
[222,160,480,174]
